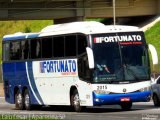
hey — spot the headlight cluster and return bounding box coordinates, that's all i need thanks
[139,86,151,92]
[94,90,110,94]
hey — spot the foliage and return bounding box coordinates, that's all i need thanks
[145,21,160,73]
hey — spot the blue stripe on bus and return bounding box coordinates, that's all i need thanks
[93,91,151,106]
[3,35,26,41]
[3,33,39,41]
[27,62,44,105]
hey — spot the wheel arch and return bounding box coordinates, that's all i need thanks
[70,86,78,103]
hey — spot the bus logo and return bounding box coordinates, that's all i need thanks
[39,59,77,75]
[94,35,142,43]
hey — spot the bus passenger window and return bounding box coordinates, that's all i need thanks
[65,35,76,57]
[10,41,21,60]
[77,35,87,55]
[21,40,29,60]
[31,39,41,59]
[3,43,10,61]
[53,36,64,57]
[42,37,53,58]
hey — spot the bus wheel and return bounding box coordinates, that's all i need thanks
[120,102,132,111]
[71,90,82,112]
[15,90,24,110]
[24,89,32,110]
[153,94,160,107]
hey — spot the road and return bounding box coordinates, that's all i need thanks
[0,97,160,120]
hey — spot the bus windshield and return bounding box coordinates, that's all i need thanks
[92,32,150,83]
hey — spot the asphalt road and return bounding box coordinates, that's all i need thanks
[0,97,160,120]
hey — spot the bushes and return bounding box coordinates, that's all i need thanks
[145,21,160,73]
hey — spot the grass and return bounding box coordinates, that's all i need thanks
[145,21,160,73]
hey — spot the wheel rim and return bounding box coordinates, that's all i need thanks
[25,94,30,108]
[17,93,23,107]
[73,94,80,109]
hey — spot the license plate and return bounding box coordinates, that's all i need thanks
[120,97,130,102]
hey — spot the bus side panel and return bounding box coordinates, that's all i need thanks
[32,61,75,105]
[31,59,94,106]
[2,62,42,105]
[76,80,93,106]
[2,63,15,103]
[24,62,44,105]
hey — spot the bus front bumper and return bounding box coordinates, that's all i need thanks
[93,91,151,106]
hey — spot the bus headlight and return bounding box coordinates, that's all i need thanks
[139,86,151,92]
[94,90,110,94]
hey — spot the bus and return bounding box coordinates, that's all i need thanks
[2,21,158,112]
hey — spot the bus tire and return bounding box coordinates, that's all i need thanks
[24,89,32,110]
[15,90,24,110]
[71,89,82,112]
[153,94,160,107]
[120,102,132,111]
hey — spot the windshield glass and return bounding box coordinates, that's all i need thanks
[92,32,150,83]
[119,45,149,81]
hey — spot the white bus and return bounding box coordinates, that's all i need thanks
[2,21,158,112]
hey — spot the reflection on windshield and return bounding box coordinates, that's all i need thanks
[121,45,149,81]
[93,43,149,83]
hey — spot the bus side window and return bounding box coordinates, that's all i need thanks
[10,41,21,60]
[65,35,77,57]
[77,34,87,55]
[42,37,53,58]
[53,36,64,58]
[30,39,41,59]
[3,42,10,61]
[21,40,29,60]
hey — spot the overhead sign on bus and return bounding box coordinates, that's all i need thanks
[93,32,145,45]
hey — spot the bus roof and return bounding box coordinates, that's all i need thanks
[3,32,39,41]
[3,21,141,41]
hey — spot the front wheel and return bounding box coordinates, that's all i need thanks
[120,102,132,111]
[71,90,82,112]
[153,94,160,107]
[24,89,32,110]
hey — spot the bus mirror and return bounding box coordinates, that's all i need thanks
[148,44,158,65]
[86,47,95,69]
